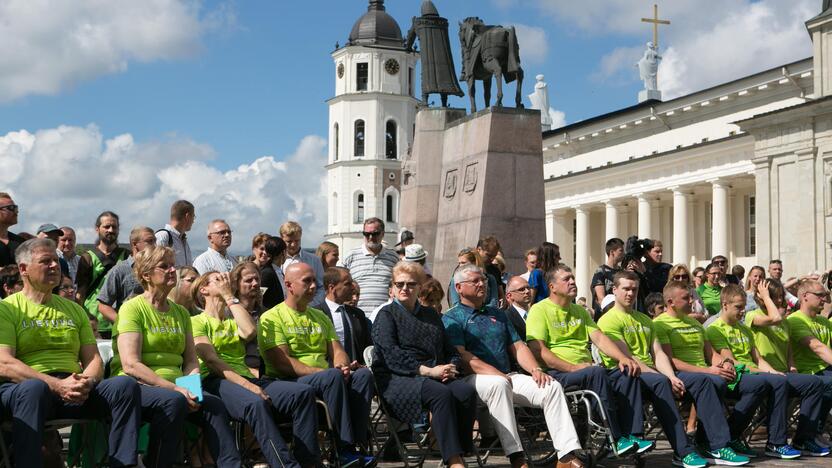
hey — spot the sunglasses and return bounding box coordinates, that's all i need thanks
[0,205,18,213]
[362,231,382,237]
[672,275,688,280]
[393,281,418,289]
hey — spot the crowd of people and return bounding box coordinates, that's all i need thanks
[0,191,831,468]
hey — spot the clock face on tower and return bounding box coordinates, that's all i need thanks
[337,63,344,79]
[384,58,399,75]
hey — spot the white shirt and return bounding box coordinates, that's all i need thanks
[512,303,529,322]
[520,271,531,281]
[368,299,394,323]
[325,298,347,346]
[155,224,193,267]
[193,248,237,275]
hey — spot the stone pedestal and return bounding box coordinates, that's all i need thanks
[401,106,546,289]
[638,89,661,102]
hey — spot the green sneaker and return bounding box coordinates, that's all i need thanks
[672,452,708,468]
[613,436,638,456]
[727,439,760,458]
[627,435,655,454]
[706,446,750,466]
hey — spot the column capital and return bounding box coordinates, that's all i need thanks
[602,199,624,207]
[706,178,731,188]
[668,185,694,195]
[549,208,569,217]
[633,192,658,201]
[574,205,589,214]
[751,155,771,169]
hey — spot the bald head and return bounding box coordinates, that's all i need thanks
[506,275,532,309]
[284,262,317,309]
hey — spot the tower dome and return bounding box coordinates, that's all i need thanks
[347,0,404,48]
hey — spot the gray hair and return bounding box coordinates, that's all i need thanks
[453,263,484,284]
[206,219,228,235]
[15,238,56,265]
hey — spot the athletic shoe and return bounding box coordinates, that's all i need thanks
[793,439,831,457]
[816,434,832,448]
[627,434,656,454]
[727,439,759,458]
[764,443,801,459]
[361,453,377,467]
[613,436,638,456]
[671,452,708,468]
[339,452,361,468]
[706,447,750,466]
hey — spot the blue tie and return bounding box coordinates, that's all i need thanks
[337,305,354,361]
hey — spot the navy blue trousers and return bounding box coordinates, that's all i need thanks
[0,376,141,467]
[609,371,694,457]
[725,373,770,441]
[814,367,832,434]
[204,376,320,467]
[548,365,624,439]
[420,378,477,462]
[676,371,731,449]
[756,372,824,445]
[295,367,374,447]
[140,385,240,468]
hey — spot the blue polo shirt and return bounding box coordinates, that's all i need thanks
[442,302,522,374]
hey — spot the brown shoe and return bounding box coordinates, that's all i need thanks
[556,454,585,468]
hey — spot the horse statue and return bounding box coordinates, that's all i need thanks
[458,17,524,112]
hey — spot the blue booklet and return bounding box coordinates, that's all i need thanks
[175,374,204,403]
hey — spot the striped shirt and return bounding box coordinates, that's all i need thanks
[193,248,238,275]
[341,245,399,314]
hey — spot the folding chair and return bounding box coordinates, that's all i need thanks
[0,418,98,468]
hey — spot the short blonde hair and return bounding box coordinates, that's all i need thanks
[279,221,302,237]
[392,261,426,284]
[666,264,691,285]
[190,272,219,309]
[720,283,745,305]
[133,245,175,289]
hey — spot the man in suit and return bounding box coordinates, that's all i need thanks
[320,267,373,364]
[505,275,532,339]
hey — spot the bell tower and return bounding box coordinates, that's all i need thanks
[324,0,419,253]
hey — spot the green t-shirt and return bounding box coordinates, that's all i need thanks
[111,295,193,383]
[526,299,598,365]
[696,283,722,316]
[597,306,655,368]
[787,310,832,375]
[0,292,96,375]
[653,312,708,368]
[744,309,789,372]
[191,313,254,379]
[705,317,756,368]
[258,302,337,378]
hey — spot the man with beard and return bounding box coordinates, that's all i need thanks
[0,193,25,268]
[341,217,399,314]
[76,211,128,339]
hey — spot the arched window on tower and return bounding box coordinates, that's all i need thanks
[354,120,365,157]
[384,187,398,223]
[333,123,339,161]
[385,120,397,159]
[356,63,368,91]
[355,192,365,223]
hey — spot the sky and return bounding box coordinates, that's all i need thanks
[0,0,821,252]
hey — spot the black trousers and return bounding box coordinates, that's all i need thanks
[420,378,477,462]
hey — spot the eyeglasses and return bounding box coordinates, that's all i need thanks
[806,290,830,299]
[508,286,530,293]
[459,278,486,286]
[672,275,689,280]
[154,265,176,272]
[362,231,382,238]
[0,205,18,213]
[393,281,419,289]
[210,229,232,236]
[59,285,76,292]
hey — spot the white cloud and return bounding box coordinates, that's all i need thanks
[533,0,818,99]
[548,107,566,128]
[0,125,328,253]
[512,24,548,65]
[0,0,234,102]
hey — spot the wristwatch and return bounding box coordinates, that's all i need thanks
[225,297,241,306]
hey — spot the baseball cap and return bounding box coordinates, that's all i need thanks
[396,230,415,246]
[36,223,62,235]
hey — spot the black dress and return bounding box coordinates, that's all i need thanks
[371,301,462,423]
[259,263,284,311]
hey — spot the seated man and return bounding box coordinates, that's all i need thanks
[258,262,374,466]
[598,271,711,468]
[707,283,819,459]
[653,281,752,465]
[319,267,372,364]
[526,263,644,457]
[443,264,584,468]
[504,275,532,339]
[786,279,832,449]
[0,238,141,467]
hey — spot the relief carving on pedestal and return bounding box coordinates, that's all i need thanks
[444,169,458,199]
[463,162,478,194]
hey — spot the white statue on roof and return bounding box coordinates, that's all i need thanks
[638,41,660,91]
[528,74,553,131]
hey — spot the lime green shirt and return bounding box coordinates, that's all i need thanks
[653,312,708,368]
[744,309,789,372]
[0,293,96,375]
[526,299,599,365]
[597,306,655,368]
[191,313,254,379]
[111,296,193,383]
[258,302,337,378]
[696,283,722,316]
[705,318,756,368]
[787,310,832,375]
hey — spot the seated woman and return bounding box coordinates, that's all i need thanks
[111,245,240,468]
[191,270,320,468]
[250,234,286,311]
[168,266,200,315]
[372,262,476,468]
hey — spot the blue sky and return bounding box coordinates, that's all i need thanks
[0,0,821,247]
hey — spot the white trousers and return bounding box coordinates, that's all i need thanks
[462,373,582,458]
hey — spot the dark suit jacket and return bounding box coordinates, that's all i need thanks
[258,264,284,311]
[320,301,373,364]
[503,304,527,340]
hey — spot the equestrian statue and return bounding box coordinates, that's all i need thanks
[458,17,524,113]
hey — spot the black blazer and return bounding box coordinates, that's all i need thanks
[258,264,284,311]
[320,301,373,364]
[503,304,527,340]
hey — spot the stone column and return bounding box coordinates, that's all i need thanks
[710,179,730,258]
[575,206,590,300]
[545,210,555,242]
[637,194,654,239]
[672,188,691,265]
[753,157,771,264]
[604,201,620,241]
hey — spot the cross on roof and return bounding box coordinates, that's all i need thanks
[641,4,670,50]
